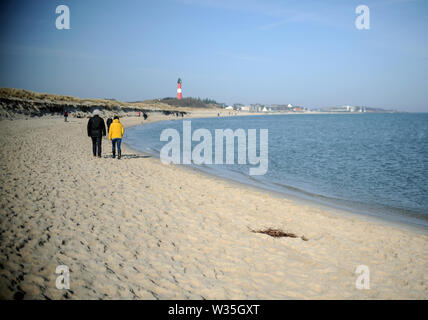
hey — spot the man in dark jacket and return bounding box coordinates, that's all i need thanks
[87,109,106,157]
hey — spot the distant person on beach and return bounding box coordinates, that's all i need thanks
[143,112,148,120]
[108,116,124,159]
[64,110,68,122]
[106,117,113,133]
[87,109,106,158]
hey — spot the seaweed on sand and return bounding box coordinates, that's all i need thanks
[251,228,309,241]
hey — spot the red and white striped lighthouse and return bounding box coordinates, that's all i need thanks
[177,78,182,100]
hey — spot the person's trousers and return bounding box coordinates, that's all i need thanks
[112,138,122,154]
[91,136,102,157]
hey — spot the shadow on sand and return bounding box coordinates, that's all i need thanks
[104,154,151,159]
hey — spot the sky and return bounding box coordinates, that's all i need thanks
[0,0,427,111]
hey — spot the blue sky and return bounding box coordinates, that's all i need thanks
[0,0,427,111]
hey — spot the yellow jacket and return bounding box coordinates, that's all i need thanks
[108,119,124,140]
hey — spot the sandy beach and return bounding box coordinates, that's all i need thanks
[0,114,426,300]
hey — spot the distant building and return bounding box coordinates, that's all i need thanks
[270,104,291,112]
[250,104,263,112]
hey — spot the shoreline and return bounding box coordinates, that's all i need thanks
[0,115,426,299]
[122,115,428,234]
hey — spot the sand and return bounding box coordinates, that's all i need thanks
[0,113,426,300]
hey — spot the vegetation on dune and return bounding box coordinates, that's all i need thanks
[162,97,224,109]
[0,88,220,110]
[0,88,218,119]
[0,88,124,107]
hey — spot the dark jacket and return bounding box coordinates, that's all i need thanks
[87,115,106,137]
[106,118,113,133]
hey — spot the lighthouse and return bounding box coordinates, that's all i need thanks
[177,78,182,100]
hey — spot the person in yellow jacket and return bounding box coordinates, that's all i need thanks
[108,116,124,159]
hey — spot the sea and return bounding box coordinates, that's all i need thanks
[125,113,428,229]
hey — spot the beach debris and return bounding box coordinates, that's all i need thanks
[252,228,297,238]
[251,228,309,241]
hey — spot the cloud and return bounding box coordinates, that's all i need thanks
[258,19,288,31]
[176,0,337,31]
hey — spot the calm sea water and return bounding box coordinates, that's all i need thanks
[125,113,428,229]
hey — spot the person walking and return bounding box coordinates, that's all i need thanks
[106,117,113,133]
[108,116,124,159]
[64,110,68,122]
[87,109,106,158]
